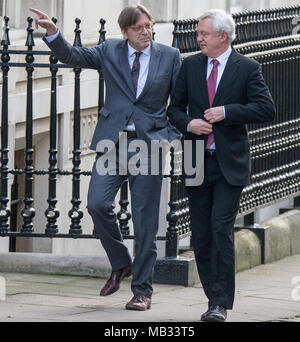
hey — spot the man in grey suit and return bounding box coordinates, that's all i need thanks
[30,5,181,311]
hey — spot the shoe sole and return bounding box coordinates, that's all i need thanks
[203,315,226,322]
[125,305,151,311]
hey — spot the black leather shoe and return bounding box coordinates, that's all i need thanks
[200,304,212,321]
[202,305,227,322]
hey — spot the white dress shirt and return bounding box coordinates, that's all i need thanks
[207,46,232,90]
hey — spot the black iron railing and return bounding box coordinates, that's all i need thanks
[1,5,300,259]
[0,16,167,249]
[172,4,300,51]
[164,5,300,257]
[0,16,105,240]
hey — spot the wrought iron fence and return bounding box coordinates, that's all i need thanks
[172,4,300,50]
[1,5,300,259]
[0,16,168,252]
[0,16,110,240]
[167,5,300,256]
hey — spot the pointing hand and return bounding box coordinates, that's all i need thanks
[29,8,58,36]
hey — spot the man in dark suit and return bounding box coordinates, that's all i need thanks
[31,5,181,311]
[168,9,275,321]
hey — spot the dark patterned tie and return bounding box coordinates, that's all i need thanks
[131,51,142,96]
[128,51,142,126]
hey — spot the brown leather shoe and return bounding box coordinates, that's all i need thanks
[125,294,151,311]
[100,263,132,296]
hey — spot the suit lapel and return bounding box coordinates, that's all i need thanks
[118,40,136,98]
[136,41,161,101]
[197,53,210,110]
[213,48,240,106]
[196,54,210,146]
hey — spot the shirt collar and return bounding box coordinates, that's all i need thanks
[208,46,232,66]
[127,42,151,57]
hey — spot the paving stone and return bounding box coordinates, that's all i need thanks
[1,254,300,322]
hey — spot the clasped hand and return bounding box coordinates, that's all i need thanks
[187,106,224,135]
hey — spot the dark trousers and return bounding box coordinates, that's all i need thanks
[186,155,243,309]
[87,139,164,298]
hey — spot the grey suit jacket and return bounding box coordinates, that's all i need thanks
[43,32,182,151]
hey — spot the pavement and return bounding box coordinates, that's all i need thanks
[0,254,300,322]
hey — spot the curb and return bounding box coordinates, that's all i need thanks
[261,209,300,262]
[0,210,300,286]
[0,253,112,278]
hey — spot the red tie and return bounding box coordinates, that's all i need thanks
[206,59,219,148]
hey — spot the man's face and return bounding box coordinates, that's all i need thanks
[122,13,153,51]
[197,18,228,58]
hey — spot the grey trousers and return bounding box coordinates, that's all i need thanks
[87,141,163,298]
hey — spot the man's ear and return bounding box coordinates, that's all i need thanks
[220,31,228,42]
[121,28,128,39]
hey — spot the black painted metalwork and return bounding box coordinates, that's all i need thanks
[166,147,179,258]
[0,6,300,260]
[117,181,131,237]
[167,5,300,257]
[45,18,60,235]
[21,17,35,233]
[0,16,11,234]
[9,172,19,252]
[68,18,84,235]
[172,5,300,52]
[98,18,106,117]
[0,16,111,241]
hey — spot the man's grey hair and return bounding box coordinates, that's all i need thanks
[199,9,236,43]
